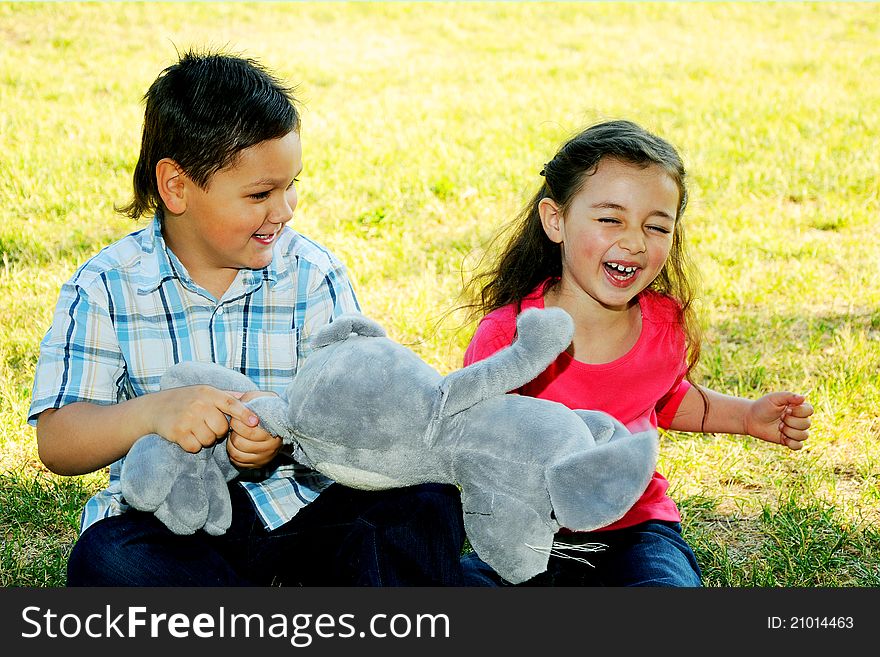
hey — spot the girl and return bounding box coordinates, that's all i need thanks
[459,119,813,586]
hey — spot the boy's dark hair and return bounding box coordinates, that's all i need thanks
[119,48,300,220]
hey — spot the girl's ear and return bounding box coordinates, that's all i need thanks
[155,158,187,215]
[538,197,564,243]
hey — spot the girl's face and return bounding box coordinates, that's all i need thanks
[540,157,679,312]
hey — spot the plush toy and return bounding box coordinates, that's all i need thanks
[120,307,658,584]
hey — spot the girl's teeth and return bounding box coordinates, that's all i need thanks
[605,262,637,280]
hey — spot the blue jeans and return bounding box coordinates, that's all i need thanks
[462,520,702,587]
[67,482,466,586]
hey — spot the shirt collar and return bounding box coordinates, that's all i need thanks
[135,214,176,295]
[135,213,282,299]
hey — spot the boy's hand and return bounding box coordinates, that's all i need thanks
[151,385,260,454]
[745,392,813,450]
[227,390,283,469]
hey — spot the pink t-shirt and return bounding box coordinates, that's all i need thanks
[463,283,691,531]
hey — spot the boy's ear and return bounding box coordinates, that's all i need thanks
[538,197,564,243]
[155,158,187,215]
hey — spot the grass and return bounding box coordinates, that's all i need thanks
[1,1,878,587]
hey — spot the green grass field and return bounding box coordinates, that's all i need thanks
[1,1,878,587]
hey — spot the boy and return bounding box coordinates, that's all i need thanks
[29,49,466,586]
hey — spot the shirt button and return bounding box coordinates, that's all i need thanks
[216,307,224,316]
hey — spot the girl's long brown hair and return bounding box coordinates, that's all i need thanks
[461,119,704,379]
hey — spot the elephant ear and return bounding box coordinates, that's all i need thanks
[309,313,386,349]
[547,429,658,531]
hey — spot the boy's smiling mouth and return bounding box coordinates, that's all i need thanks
[252,230,278,245]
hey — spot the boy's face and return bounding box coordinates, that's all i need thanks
[164,131,302,294]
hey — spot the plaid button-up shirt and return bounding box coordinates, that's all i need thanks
[29,215,360,533]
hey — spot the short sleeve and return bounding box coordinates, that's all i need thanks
[655,366,692,429]
[298,257,360,362]
[29,278,127,425]
[463,314,516,366]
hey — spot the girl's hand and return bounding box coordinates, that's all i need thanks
[227,390,283,469]
[744,392,813,450]
[151,385,260,454]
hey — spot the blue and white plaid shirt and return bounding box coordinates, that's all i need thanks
[29,215,360,534]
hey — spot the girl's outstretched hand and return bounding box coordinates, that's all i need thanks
[745,392,813,450]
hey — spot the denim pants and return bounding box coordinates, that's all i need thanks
[67,482,466,586]
[461,520,702,587]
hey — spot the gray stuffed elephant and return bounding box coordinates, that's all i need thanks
[120,307,658,584]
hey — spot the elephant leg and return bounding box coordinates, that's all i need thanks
[152,449,213,536]
[202,450,234,536]
[121,434,186,512]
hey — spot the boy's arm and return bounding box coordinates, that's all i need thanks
[669,385,813,450]
[37,386,261,476]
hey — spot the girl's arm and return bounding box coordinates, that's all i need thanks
[668,385,813,451]
[36,386,261,476]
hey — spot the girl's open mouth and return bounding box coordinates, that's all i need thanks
[604,261,639,286]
